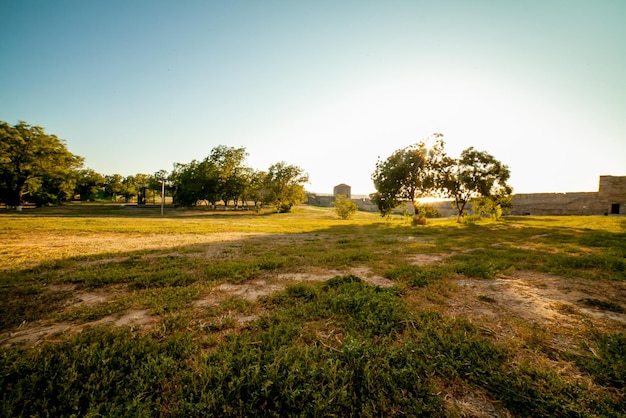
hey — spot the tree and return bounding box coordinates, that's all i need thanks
[441,147,512,222]
[121,175,138,202]
[246,170,267,211]
[133,173,152,205]
[371,134,446,221]
[332,194,358,219]
[170,161,200,206]
[170,159,219,208]
[74,169,105,201]
[149,170,169,204]
[472,193,512,220]
[0,121,84,207]
[104,174,125,201]
[28,171,78,207]
[208,145,248,208]
[263,162,309,213]
[170,146,250,209]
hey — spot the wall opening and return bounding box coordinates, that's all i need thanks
[610,203,620,214]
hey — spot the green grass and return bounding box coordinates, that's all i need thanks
[1,205,625,416]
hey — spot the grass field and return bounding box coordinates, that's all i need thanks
[1,203,625,417]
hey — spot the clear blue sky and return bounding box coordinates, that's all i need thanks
[2,0,625,195]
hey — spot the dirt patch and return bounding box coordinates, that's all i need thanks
[278,266,394,288]
[450,271,626,342]
[1,310,159,347]
[346,267,395,288]
[0,322,74,347]
[384,235,434,244]
[192,267,394,313]
[71,291,108,306]
[407,254,445,265]
[46,284,77,292]
[215,279,286,302]
[112,309,158,329]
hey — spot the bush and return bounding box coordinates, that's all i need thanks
[332,194,358,219]
[422,204,441,218]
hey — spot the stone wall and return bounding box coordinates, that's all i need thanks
[307,193,456,216]
[510,175,625,215]
[509,192,606,216]
[308,175,625,216]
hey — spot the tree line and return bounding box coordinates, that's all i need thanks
[169,146,308,212]
[371,133,512,222]
[2,122,511,219]
[0,121,308,212]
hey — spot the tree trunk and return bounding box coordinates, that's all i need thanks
[412,199,420,222]
[456,200,466,222]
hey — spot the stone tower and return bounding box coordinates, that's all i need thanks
[333,184,351,199]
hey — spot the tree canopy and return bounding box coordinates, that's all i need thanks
[441,147,512,221]
[170,146,251,208]
[371,135,512,222]
[0,121,84,206]
[370,134,446,220]
[263,161,309,213]
[169,147,308,212]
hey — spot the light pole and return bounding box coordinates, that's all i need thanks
[161,179,165,216]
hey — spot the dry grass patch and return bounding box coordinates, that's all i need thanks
[0,231,266,272]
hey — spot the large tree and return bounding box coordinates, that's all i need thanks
[133,173,152,205]
[371,134,446,220]
[170,146,251,208]
[208,145,248,207]
[263,162,309,213]
[104,174,125,201]
[0,121,83,207]
[74,169,105,201]
[245,169,268,210]
[441,147,512,221]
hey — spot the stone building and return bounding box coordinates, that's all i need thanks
[598,175,626,214]
[333,183,351,199]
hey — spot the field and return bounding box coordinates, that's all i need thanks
[1,203,625,417]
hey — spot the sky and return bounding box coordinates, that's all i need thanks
[1,1,625,195]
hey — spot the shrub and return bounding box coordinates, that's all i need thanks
[332,194,358,220]
[422,204,441,218]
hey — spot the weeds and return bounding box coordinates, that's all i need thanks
[384,265,448,287]
[576,332,626,388]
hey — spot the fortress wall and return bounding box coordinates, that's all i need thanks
[309,176,625,216]
[308,193,458,217]
[599,176,626,203]
[510,192,605,215]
